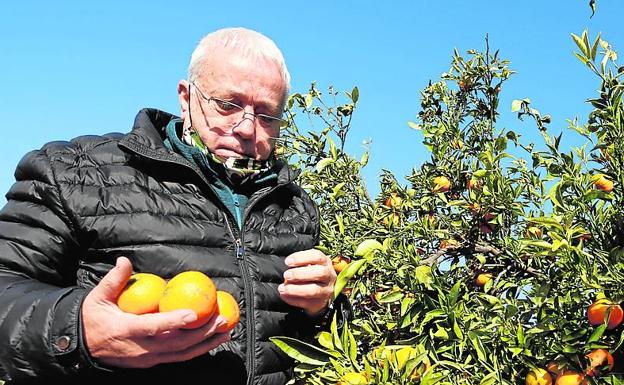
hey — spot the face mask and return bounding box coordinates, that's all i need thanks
[182,125,274,183]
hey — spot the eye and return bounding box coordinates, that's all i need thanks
[213,99,241,113]
[258,114,278,125]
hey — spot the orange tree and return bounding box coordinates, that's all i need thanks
[271,31,624,385]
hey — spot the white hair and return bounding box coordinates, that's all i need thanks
[188,27,291,97]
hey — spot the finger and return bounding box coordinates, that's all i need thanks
[278,282,332,300]
[148,315,228,352]
[90,257,133,301]
[283,265,332,283]
[284,249,329,268]
[155,332,231,364]
[126,309,199,338]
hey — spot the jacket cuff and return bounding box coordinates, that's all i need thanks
[51,288,113,375]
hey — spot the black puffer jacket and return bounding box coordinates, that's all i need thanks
[0,109,321,385]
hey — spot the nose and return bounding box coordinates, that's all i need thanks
[230,111,256,138]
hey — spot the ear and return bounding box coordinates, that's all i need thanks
[177,80,191,124]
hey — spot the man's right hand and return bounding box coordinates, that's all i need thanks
[81,257,230,369]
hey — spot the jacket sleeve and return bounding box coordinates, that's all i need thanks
[0,148,91,382]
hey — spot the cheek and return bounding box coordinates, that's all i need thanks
[255,131,278,159]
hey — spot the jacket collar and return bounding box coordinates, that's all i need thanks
[119,108,299,185]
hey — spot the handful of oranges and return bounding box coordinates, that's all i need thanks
[116,271,239,331]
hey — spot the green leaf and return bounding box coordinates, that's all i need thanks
[270,336,331,366]
[415,265,433,286]
[572,33,589,58]
[317,331,334,350]
[351,86,359,103]
[316,158,334,172]
[334,258,367,298]
[354,239,383,258]
[511,99,523,112]
[587,324,607,343]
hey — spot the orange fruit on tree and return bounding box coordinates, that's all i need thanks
[466,178,481,190]
[384,194,402,209]
[214,291,240,333]
[159,271,218,329]
[587,299,623,329]
[584,349,614,376]
[432,176,451,193]
[555,371,586,385]
[593,174,614,192]
[336,372,368,385]
[117,273,166,315]
[525,368,552,385]
[476,273,493,287]
[332,255,351,274]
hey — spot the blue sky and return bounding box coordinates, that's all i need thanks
[1,1,622,200]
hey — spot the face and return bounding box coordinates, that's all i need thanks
[178,51,287,161]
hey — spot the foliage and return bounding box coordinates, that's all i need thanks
[275,30,624,385]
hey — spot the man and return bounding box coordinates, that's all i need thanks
[0,28,337,385]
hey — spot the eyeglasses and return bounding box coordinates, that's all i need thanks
[190,81,287,130]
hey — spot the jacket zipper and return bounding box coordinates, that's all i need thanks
[120,139,287,384]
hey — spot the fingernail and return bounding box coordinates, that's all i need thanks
[183,312,198,323]
[283,271,293,280]
[284,257,293,265]
[278,284,286,293]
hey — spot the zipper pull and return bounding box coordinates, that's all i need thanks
[236,239,245,259]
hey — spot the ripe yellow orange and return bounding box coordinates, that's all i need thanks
[466,178,481,190]
[440,239,459,249]
[585,349,614,376]
[214,291,240,333]
[593,175,614,192]
[337,372,368,385]
[587,299,623,329]
[384,194,402,209]
[117,273,166,315]
[159,271,217,329]
[432,176,451,193]
[555,371,586,385]
[332,255,351,274]
[476,273,493,287]
[526,368,552,385]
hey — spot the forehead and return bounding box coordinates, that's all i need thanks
[196,51,286,108]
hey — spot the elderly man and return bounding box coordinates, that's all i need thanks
[0,28,337,385]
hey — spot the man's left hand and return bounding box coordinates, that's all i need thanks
[279,249,336,317]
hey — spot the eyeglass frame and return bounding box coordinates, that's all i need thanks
[189,80,287,130]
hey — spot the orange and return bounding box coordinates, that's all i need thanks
[585,349,614,376]
[587,299,623,329]
[332,256,351,274]
[466,178,480,190]
[476,273,493,287]
[384,194,402,209]
[117,273,166,315]
[593,175,614,192]
[555,371,586,385]
[159,271,217,329]
[336,372,368,385]
[432,176,451,193]
[214,291,240,333]
[440,239,459,249]
[526,368,552,385]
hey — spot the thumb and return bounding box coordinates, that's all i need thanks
[90,257,133,302]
